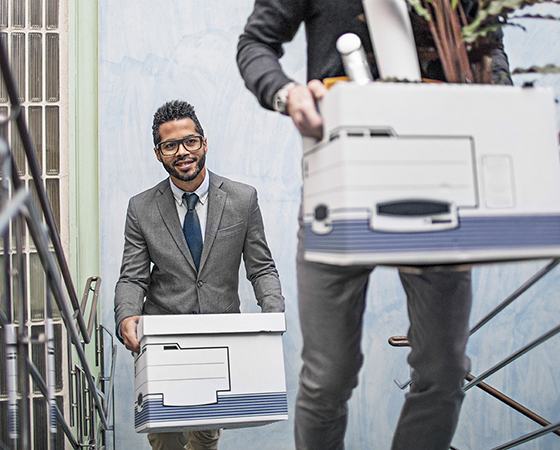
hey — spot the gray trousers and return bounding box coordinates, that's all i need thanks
[294,230,472,450]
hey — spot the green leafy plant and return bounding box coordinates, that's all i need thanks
[408,0,560,83]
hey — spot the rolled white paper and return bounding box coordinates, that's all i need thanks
[336,33,374,85]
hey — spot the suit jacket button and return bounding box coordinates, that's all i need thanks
[197,281,203,287]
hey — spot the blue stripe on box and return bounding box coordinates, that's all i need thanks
[135,392,288,428]
[304,215,560,254]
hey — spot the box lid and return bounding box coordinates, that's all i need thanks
[137,313,286,342]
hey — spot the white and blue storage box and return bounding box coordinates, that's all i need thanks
[134,313,288,433]
[303,81,560,266]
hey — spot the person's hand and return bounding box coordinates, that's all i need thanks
[286,80,327,140]
[121,316,141,353]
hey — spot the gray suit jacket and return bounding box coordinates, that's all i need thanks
[114,171,285,339]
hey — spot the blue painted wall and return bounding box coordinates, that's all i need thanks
[99,2,560,448]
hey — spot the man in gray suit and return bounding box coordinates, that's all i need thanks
[114,99,285,450]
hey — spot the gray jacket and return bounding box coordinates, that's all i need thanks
[114,171,285,340]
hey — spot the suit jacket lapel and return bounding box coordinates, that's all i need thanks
[200,171,226,271]
[156,179,197,270]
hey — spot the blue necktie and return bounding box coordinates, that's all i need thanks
[183,193,203,269]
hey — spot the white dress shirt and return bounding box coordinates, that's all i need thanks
[169,173,209,241]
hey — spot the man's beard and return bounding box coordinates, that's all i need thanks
[163,152,206,182]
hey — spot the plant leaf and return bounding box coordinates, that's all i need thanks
[408,0,433,22]
[464,0,560,38]
[463,21,506,42]
[512,64,560,74]
[508,12,560,20]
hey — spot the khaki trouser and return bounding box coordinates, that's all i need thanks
[147,429,221,450]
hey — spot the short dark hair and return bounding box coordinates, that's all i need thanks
[152,100,205,146]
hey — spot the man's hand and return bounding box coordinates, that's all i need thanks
[286,80,327,141]
[121,315,141,353]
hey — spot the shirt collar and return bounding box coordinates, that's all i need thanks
[169,172,210,206]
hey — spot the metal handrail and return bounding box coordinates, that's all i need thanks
[0,34,91,345]
[388,260,560,448]
[21,169,110,431]
[0,32,113,449]
[98,324,118,421]
[26,356,80,449]
[0,168,110,432]
[491,422,560,450]
[81,277,102,341]
[469,259,560,335]
[463,323,560,392]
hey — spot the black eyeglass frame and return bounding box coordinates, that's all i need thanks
[156,135,204,156]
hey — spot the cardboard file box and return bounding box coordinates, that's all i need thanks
[303,81,560,265]
[134,313,288,433]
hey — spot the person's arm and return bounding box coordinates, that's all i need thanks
[242,187,285,313]
[490,37,513,85]
[237,0,326,139]
[114,198,151,351]
[237,0,304,110]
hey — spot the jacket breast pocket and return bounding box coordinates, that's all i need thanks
[215,221,245,239]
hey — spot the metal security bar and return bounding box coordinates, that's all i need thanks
[388,261,560,449]
[0,32,115,450]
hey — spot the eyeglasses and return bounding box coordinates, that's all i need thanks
[157,135,204,156]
